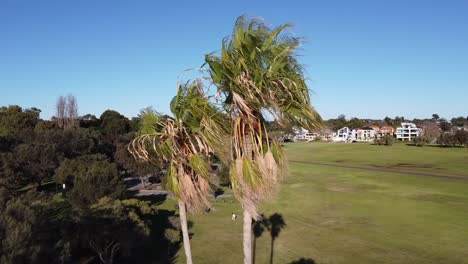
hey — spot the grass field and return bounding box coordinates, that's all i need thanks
[160,142,468,264]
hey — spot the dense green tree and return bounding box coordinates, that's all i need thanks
[0,106,40,136]
[0,191,64,264]
[454,130,468,147]
[1,142,58,190]
[70,197,157,263]
[437,133,457,147]
[346,117,366,128]
[100,110,131,142]
[114,133,160,187]
[79,114,101,128]
[326,115,347,131]
[55,159,126,210]
[451,116,468,127]
[432,114,440,120]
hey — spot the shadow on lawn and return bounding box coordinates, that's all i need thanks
[130,208,181,264]
[252,212,287,264]
[288,258,317,264]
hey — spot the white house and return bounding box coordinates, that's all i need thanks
[293,128,319,141]
[396,122,421,141]
[293,127,308,141]
[332,127,357,142]
[356,127,377,142]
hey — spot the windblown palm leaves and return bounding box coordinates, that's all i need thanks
[128,82,229,213]
[204,16,323,218]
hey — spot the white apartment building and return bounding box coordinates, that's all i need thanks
[332,127,357,142]
[396,122,421,141]
[356,127,377,142]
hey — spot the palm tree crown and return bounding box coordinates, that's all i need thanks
[129,82,229,213]
[204,16,323,218]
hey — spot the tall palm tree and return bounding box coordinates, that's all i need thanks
[129,82,229,264]
[204,16,323,264]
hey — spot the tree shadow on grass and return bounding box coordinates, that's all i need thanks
[288,258,317,264]
[131,208,181,264]
[137,193,168,206]
[252,212,286,264]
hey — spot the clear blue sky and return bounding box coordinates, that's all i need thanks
[1,0,467,120]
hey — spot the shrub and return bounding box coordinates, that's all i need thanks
[413,136,431,147]
[382,135,395,146]
[374,135,394,146]
[438,133,457,147]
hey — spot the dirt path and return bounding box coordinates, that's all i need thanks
[289,160,468,181]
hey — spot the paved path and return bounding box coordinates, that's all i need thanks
[289,160,468,181]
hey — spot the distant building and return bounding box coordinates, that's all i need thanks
[319,129,335,141]
[333,127,357,142]
[356,126,377,142]
[294,127,334,142]
[377,126,395,138]
[396,122,421,141]
[293,127,310,141]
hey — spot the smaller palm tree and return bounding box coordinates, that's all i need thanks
[129,82,229,264]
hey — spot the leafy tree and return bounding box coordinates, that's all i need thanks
[79,114,101,128]
[55,159,126,210]
[114,133,160,187]
[70,197,157,263]
[129,83,229,264]
[0,106,40,136]
[451,116,468,127]
[204,16,322,264]
[437,133,455,147]
[432,114,440,120]
[100,110,131,142]
[454,130,468,147]
[326,115,347,131]
[0,191,63,264]
[1,142,58,190]
[384,116,393,126]
[346,118,366,128]
[440,121,452,132]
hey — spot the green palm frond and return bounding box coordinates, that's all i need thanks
[204,15,323,218]
[129,81,230,213]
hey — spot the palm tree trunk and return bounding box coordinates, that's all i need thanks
[252,233,257,264]
[243,209,253,264]
[243,125,254,264]
[269,238,274,264]
[178,200,193,264]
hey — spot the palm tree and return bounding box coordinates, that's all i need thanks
[129,82,229,264]
[204,16,323,264]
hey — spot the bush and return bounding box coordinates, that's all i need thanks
[382,135,395,146]
[455,130,468,147]
[438,133,457,147]
[412,136,431,147]
[438,131,468,147]
[374,135,395,146]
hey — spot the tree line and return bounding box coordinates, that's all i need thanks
[0,104,181,263]
[325,114,468,132]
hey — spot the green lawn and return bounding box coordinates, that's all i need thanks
[161,142,468,264]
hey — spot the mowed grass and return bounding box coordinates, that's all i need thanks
[162,142,468,264]
[287,142,468,177]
